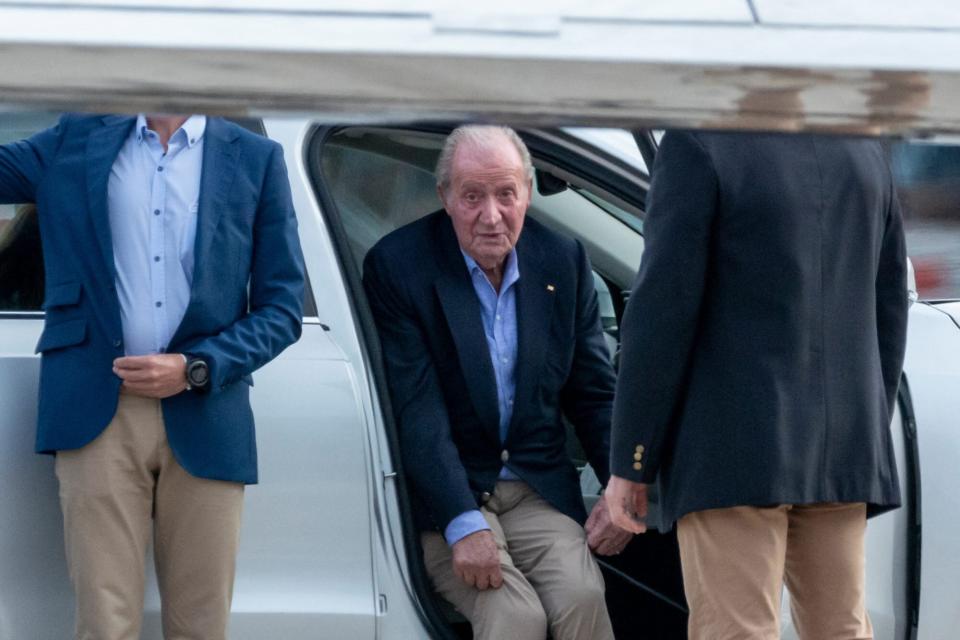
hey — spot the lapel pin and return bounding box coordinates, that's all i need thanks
[546,284,555,292]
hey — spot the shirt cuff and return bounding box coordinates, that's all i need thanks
[444,509,490,546]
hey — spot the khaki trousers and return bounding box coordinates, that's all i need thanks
[421,481,614,640]
[677,503,872,640]
[55,393,244,640]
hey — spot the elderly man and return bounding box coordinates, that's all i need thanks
[363,125,628,640]
[606,131,909,639]
[0,113,305,639]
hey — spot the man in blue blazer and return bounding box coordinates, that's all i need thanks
[364,126,630,640]
[0,113,304,639]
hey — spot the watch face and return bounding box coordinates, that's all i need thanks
[188,360,209,387]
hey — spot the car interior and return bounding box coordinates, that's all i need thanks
[312,125,689,639]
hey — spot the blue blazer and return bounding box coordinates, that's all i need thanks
[364,212,615,532]
[0,114,305,484]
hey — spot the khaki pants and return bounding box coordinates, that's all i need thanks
[421,481,614,640]
[55,393,244,640]
[677,503,872,640]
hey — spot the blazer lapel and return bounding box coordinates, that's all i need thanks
[509,231,557,438]
[433,218,501,437]
[85,115,136,280]
[192,118,240,278]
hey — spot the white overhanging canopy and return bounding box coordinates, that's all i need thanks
[1,0,960,135]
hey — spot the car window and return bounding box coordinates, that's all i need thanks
[318,127,443,271]
[565,127,648,174]
[0,113,58,313]
[890,139,960,300]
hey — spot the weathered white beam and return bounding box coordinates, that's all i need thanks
[0,2,959,135]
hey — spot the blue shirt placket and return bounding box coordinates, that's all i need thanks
[146,130,168,354]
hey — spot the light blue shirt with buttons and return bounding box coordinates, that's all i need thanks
[443,248,521,546]
[107,115,206,356]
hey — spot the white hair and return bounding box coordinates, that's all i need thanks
[435,125,534,193]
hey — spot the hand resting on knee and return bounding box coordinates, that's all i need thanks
[452,530,503,591]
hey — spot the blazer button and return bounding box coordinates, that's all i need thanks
[500,449,510,463]
[480,491,492,504]
[633,452,643,461]
[113,339,122,348]
[635,445,645,453]
[633,462,643,471]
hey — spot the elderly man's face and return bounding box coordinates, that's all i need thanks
[440,137,531,271]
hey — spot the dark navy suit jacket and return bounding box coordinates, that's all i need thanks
[0,114,305,484]
[611,131,909,528]
[364,211,615,533]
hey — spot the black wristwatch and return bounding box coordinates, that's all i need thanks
[185,355,210,392]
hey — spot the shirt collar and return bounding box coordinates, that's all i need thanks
[135,114,207,148]
[461,248,520,291]
[135,114,148,143]
[180,115,207,148]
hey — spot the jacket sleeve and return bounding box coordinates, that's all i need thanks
[875,176,909,418]
[0,118,64,204]
[363,245,479,532]
[560,239,616,486]
[187,142,305,390]
[610,131,719,483]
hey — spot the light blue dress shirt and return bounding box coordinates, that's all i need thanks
[444,248,521,546]
[107,115,206,356]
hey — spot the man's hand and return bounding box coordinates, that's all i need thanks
[585,494,635,555]
[603,475,649,534]
[451,530,502,591]
[113,354,188,399]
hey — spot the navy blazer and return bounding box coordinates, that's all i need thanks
[364,211,615,533]
[611,131,909,528]
[0,114,305,484]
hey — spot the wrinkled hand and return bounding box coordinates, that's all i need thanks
[603,475,649,534]
[113,354,188,399]
[452,530,502,590]
[585,494,635,555]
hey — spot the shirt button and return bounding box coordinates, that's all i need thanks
[501,357,508,364]
[155,301,162,308]
[500,450,509,463]
[154,209,160,216]
[157,166,164,172]
[154,256,161,262]
[480,491,492,504]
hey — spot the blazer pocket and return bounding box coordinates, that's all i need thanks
[35,318,87,353]
[42,281,82,309]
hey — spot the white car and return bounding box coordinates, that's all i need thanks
[1,115,957,639]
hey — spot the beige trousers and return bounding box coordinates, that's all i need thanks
[677,502,873,640]
[421,481,614,640]
[55,393,245,640]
